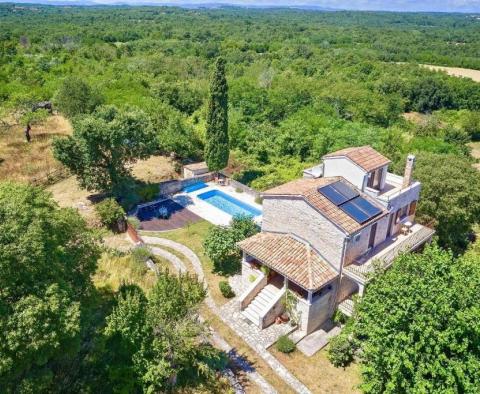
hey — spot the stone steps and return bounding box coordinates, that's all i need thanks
[242,284,281,326]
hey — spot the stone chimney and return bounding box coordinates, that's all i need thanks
[402,154,416,189]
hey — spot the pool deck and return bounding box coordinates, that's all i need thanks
[138,200,203,231]
[173,181,263,226]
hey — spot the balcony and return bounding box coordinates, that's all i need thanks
[343,223,435,284]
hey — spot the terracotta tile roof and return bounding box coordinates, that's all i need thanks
[262,177,388,234]
[323,146,391,172]
[238,232,338,291]
[183,161,208,171]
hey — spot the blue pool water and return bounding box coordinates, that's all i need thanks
[183,182,208,193]
[198,190,262,217]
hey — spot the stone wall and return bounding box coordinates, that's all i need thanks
[337,275,359,303]
[158,173,214,195]
[261,197,345,271]
[344,214,390,265]
[295,283,336,334]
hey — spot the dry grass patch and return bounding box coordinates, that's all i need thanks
[469,141,480,171]
[421,64,480,82]
[140,220,232,306]
[269,345,361,394]
[93,252,167,293]
[132,155,178,183]
[0,115,71,182]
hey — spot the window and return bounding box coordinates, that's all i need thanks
[353,233,361,242]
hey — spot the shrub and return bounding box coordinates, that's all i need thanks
[248,274,257,283]
[327,334,355,367]
[131,246,152,264]
[333,309,349,325]
[127,216,141,229]
[219,281,235,298]
[276,335,296,354]
[95,198,125,231]
[137,183,159,202]
[235,187,244,193]
[254,196,263,205]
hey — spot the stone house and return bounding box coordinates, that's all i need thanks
[237,146,434,335]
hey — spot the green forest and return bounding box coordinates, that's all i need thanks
[1,3,480,393]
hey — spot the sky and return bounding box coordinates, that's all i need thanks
[3,0,480,12]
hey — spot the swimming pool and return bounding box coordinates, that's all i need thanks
[197,189,262,218]
[183,182,208,193]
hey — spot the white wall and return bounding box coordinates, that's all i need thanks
[262,197,345,271]
[323,157,367,190]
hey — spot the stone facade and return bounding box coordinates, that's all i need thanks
[261,197,345,271]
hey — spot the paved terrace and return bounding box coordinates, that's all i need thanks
[343,223,435,283]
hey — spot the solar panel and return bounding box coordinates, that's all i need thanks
[318,184,349,205]
[340,201,371,223]
[340,197,382,224]
[319,181,359,206]
[332,181,359,201]
[353,197,382,218]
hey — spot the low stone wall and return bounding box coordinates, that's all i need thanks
[223,175,260,200]
[158,173,215,195]
[262,289,286,328]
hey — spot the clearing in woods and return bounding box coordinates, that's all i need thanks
[0,115,71,183]
[421,64,480,82]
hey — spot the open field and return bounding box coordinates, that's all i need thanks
[469,141,480,171]
[0,115,71,183]
[421,64,480,82]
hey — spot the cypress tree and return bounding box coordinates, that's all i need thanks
[205,57,229,171]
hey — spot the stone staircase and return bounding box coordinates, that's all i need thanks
[241,284,281,325]
[338,297,355,317]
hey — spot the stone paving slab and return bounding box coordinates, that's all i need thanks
[296,321,341,357]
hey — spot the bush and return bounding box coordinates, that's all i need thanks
[327,334,355,367]
[131,246,152,264]
[127,216,141,229]
[254,196,263,205]
[219,281,235,298]
[276,335,296,354]
[235,187,244,193]
[137,184,159,202]
[95,198,126,231]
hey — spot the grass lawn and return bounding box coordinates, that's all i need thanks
[139,220,232,306]
[269,345,362,394]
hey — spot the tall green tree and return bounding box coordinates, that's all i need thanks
[0,182,100,392]
[53,105,157,194]
[413,152,480,253]
[205,57,229,171]
[104,274,227,392]
[54,76,103,119]
[353,245,480,393]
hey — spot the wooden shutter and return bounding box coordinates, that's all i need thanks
[408,200,417,216]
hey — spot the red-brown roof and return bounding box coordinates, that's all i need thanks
[262,177,388,234]
[323,146,391,172]
[238,232,338,291]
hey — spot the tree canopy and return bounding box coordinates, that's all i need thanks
[205,57,229,171]
[104,274,227,392]
[413,152,480,253]
[352,245,480,393]
[54,76,103,119]
[53,105,157,193]
[0,182,100,392]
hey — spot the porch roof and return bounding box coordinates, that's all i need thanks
[238,232,338,291]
